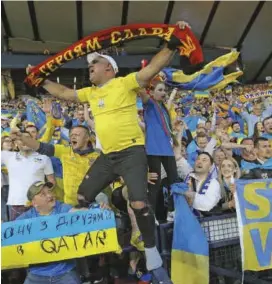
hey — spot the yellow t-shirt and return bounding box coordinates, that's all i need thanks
[77,73,145,154]
[54,145,100,205]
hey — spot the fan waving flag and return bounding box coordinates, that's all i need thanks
[171,183,209,284]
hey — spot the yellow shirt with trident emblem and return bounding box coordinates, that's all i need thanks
[77,72,144,154]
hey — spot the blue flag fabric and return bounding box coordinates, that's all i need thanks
[235,179,272,271]
[241,158,272,171]
[26,100,46,131]
[163,67,224,90]
[171,182,209,284]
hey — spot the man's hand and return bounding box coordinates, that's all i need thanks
[244,144,254,152]
[148,172,159,185]
[176,21,191,30]
[228,199,236,209]
[10,128,22,141]
[229,183,236,195]
[26,64,34,75]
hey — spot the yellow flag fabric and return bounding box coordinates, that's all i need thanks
[171,50,240,83]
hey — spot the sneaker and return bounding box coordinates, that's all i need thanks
[167,211,175,222]
[151,267,173,284]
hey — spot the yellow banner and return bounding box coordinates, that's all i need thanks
[239,89,272,103]
[1,208,119,270]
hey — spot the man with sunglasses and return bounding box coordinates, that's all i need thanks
[25,21,191,282]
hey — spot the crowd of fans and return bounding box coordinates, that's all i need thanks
[1,56,272,284]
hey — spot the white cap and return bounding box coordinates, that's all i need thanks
[87,52,119,74]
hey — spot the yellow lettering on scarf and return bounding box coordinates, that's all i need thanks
[124,29,134,39]
[85,37,102,53]
[162,27,175,41]
[151,28,163,37]
[63,50,74,61]
[46,59,58,73]
[39,65,50,76]
[138,28,147,36]
[55,55,64,66]
[110,31,122,44]
[73,44,86,57]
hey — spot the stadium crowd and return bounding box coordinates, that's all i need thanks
[1,25,272,284]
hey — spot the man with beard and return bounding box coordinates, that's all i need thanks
[241,137,272,179]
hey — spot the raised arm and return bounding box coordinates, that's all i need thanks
[167,88,178,110]
[137,21,190,87]
[138,89,150,104]
[26,65,79,102]
[84,104,95,130]
[11,128,40,151]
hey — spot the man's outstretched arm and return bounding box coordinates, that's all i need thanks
[137,21,190,87]
[26,65,79,102]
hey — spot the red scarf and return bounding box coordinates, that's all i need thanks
[25,23,203,87]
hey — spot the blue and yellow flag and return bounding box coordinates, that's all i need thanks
[171,183,209,284]
[194,90,210,98]
[26,100,46,132]
[235,179,272,271]
[1,207,118,270]
[162,50,242,90]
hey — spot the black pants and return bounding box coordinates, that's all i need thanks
[78,146,148,202]
[147,155,178,215]
[78,146,156,248]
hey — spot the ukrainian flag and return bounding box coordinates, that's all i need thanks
[171,183,209,284]
[1,208,118,270]
[194,90,209,98]
[163,50,242,90]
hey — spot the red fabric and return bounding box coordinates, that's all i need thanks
[25,23,203,87]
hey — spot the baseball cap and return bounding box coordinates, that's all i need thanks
[87,52,119,74]
[27,181,54,201]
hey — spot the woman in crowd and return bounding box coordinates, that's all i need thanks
[252,121,264,141]
[218,157,241,212]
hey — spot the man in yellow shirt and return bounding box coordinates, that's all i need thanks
[11,125,101,206]
[26,21,190,283]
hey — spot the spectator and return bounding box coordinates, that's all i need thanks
[17,181,81,284]
[64,108,88,129]
[233,138,256,167]
[218,157,241,212]
[1,131,55,221]
[10,126,103,206]
[252,121,264,141]
[230,121,246,140]
[139,84,180,215]
[240,100,272,137]
[241,137,272,179]
[262,116,272,141]
[184,152,221,215]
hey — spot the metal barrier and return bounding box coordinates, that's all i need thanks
[159,213,271,284]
